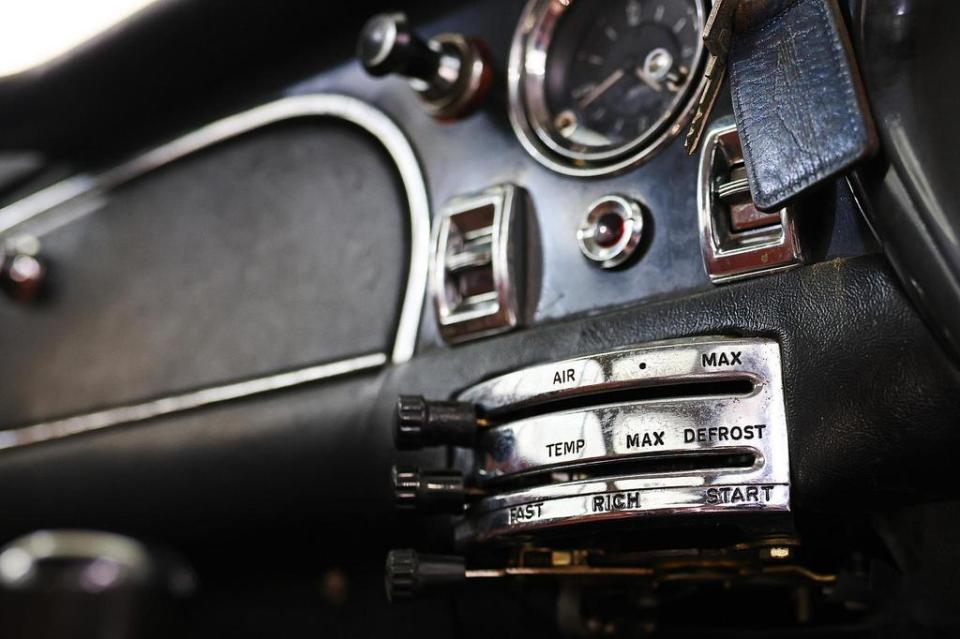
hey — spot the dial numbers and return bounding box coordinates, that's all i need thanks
[546,0,702,151]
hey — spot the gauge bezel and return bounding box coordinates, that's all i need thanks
[508,0,708,177]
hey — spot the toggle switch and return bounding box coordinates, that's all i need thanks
[395,395,479,450]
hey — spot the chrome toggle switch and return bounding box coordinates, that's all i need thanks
[697,118,803,284]
[432,185,525,343]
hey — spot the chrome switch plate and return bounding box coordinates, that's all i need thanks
[454,337,791,546]
[432,184,524,343]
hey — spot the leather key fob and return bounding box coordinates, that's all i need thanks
[728,0,877,211]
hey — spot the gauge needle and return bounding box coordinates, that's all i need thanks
[634,66,663,92]
[578,68,626,109]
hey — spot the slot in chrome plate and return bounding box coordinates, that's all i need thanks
[476,397,774,483]
[458,336,766,414]
[455,337,790,546]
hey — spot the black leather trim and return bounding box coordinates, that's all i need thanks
[385,254,960,513]
[0,256,954,544]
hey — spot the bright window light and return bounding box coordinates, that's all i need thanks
[0,0,156,77]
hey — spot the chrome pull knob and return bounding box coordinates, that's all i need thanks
[356,13,492,120]
[357,13,440,81]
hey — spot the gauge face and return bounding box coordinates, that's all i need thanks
[510,0,706,175]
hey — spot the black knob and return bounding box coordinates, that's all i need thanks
[385,549,465,602]
[395,395,478,450]
[357,13,440,81]
[393,466,465,514]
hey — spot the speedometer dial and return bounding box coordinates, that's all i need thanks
[509,0,707,176]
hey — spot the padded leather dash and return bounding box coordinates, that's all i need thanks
[0,119,409,427]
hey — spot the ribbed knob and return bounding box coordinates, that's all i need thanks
[385,549,465,602]
[394,395,478,450]
[392,466,465,514]
[395,395,428,450]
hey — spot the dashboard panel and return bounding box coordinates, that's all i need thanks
[0,0,957,637]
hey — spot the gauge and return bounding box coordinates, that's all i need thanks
[509,0,707,176]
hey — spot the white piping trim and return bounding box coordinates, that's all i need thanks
[0,353,387,451]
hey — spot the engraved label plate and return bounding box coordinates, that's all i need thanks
[456,482,790,546]
[458,337,770,414]
[477,399,777,481]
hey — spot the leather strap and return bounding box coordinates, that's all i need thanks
[729,0,877,211]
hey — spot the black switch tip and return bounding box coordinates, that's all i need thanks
[395,395,478,450]
[385,549,465,602]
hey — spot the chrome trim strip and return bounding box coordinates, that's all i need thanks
[0,353,387,451]
[0,94,429,363]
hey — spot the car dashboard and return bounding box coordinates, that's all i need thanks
[0,0,957,637]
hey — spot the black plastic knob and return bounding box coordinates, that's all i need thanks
[385,549,465,602]
[357,13,441,81]
[392,466,465,514]
[395,395,478,450]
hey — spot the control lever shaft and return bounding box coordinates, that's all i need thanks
[393,466,476,514]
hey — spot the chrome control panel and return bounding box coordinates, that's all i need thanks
[454,337,791,546]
